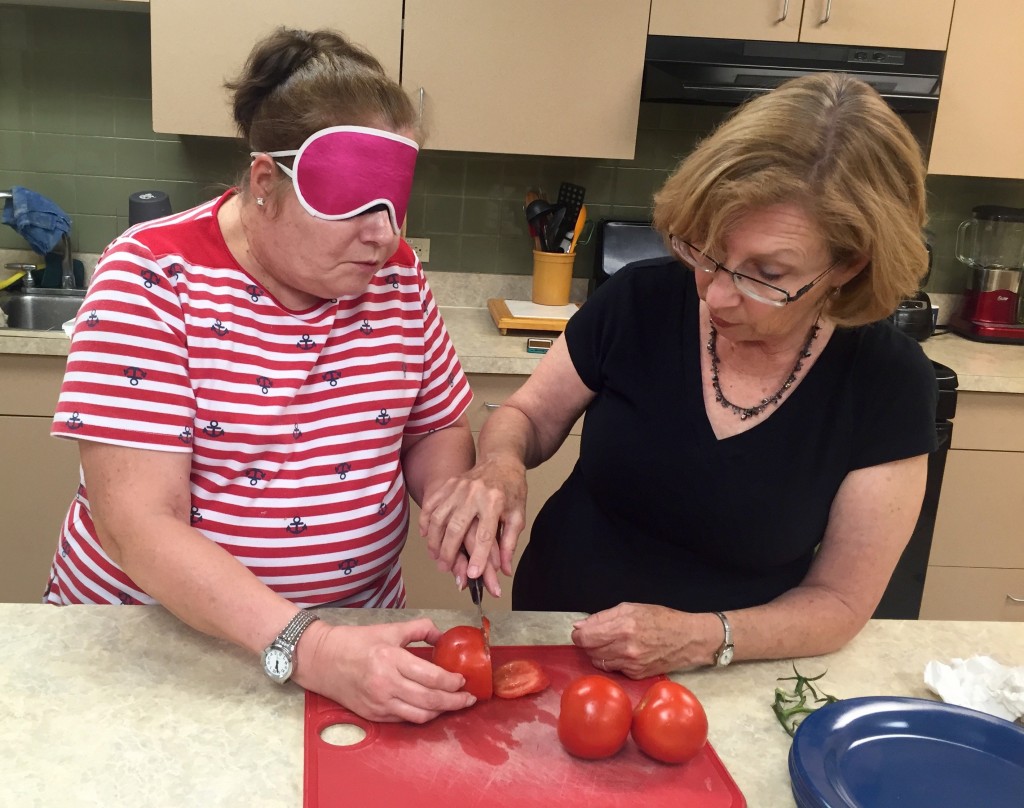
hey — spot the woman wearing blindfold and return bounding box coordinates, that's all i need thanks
[47,28,478,723]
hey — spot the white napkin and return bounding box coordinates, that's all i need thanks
[61,318,75,337]
[924,655,1024,722]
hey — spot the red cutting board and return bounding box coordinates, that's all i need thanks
[304,644,745,807]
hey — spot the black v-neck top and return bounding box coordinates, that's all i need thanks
[513,258,938,614]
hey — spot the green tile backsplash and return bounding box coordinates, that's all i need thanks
[2,4,1023,291]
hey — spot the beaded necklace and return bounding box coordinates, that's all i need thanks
[707,318,821,420]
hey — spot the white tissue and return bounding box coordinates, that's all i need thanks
[924,655,1024,722]
[61,318,75,338]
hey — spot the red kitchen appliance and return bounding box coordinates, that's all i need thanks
[949,205,1024,343]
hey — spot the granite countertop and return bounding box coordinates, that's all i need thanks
[3,266,1024,391]
[2,604,1022,806]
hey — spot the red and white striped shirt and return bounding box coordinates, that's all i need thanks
[47,191,471,608]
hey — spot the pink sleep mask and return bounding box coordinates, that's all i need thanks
[253,125,419,233]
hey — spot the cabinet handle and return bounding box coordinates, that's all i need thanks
[820,0,832,24]
[484,402,501,410]
[777,0,789,23]
[1007,594,1024,603]
[417,87,425,121]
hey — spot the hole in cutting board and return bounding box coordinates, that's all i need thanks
[320,723,367,746]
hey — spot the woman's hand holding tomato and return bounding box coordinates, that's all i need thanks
[432,624,493,700]
[631,681,708,763]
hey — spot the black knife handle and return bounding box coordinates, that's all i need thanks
[460,545,484,605]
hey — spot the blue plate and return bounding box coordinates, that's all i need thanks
[789,696,1024,808]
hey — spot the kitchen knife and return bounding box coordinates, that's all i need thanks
[460,545,484,626]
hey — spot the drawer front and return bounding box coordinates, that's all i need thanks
[466,373,584,436]
[930,450,1024,568]
[0,355,69,417]
[921,566,1024,621]
[951,392,1024,452]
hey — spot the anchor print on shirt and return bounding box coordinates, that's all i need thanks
[338,559,358,576]
[286,516,308,535]
[246,469,267,487]
[386,273,399,289]
[211,319,229,337]
[256,376,273,394]
[202,421,225,438]
[190,505,203,525]
[322,370,342,387]
[359,319,373,335]
[123,366,147,386]
[297,334,315,351]
[245,284,262,303]
[168,263,183,279]
[85,310,100,328]
[140,268,162,289]
[334,461,352,480]
[292,424,302,440]
[66,412,83,430]
[117,591,140,606]
[178,426,193,445]
[375,408,391,426]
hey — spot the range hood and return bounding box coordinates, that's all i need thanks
[643,36,945,112]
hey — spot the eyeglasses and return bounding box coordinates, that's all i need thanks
[251,125,419,234]
[670,236,837,307]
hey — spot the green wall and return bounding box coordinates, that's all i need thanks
[2,4,1023,292]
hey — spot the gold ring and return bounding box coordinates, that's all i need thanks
[598,659,606,671]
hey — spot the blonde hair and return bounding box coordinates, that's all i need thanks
[652,73,928,326]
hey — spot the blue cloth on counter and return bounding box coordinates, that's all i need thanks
[1,186,72,255]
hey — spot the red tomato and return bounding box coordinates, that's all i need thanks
[432,625,492,700]
[558,675,633,759]
[631,680,708,764]
[493,660,550,699]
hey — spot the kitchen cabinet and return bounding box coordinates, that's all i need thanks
[150,1,650,159]
[150,0,403,137]
[400,373,582,610]
[927,0,1024,180]
[400,1,649,158]
[650,0,954,51]
[920,391,1024,621]
[0,355,80,604]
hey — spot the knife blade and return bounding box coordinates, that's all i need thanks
[460,544,485,626]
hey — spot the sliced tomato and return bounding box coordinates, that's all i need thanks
[493,659,550,699]
[432,625,493,700]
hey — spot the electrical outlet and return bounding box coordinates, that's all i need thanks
[407,237,430,263]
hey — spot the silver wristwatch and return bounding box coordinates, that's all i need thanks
[712,610,734,667]
[261,610,321,684]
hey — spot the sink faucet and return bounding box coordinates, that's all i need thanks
[60,233,77,290]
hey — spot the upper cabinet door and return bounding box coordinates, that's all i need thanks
[928,0,1024,180]
[797,0,954,50]
[649,0,800,42]
[402,1,651,158]
[150,0,402,137]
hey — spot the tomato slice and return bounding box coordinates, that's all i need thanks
[493,659,550,699]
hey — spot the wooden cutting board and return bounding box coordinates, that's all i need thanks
[304,644,745,807]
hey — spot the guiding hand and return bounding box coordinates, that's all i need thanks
[419,455,527,589]
[570,603,719,679]
[295,618,478,723]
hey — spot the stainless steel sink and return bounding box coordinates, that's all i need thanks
[0,291,86,332]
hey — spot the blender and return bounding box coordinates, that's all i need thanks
[950,205,1024,343]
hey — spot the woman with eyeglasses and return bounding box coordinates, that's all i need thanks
[423,73,937,678]
[46,29,479,722]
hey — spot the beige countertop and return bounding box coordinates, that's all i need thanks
[4,287,1024,392]
[2,604,1022,806]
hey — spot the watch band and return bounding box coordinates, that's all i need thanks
[712,610,734,667]
[276,609,320,651]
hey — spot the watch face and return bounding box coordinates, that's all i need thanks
[717,646,734,667]
[264,647,292,682]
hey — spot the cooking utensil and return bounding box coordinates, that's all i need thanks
[523,191,543,251]
[304,645,745,808]
[555,182,586,248]
[525,198,557,251]
[542,204,567,253]
[568,204,587,254]
[460,545,484,626]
